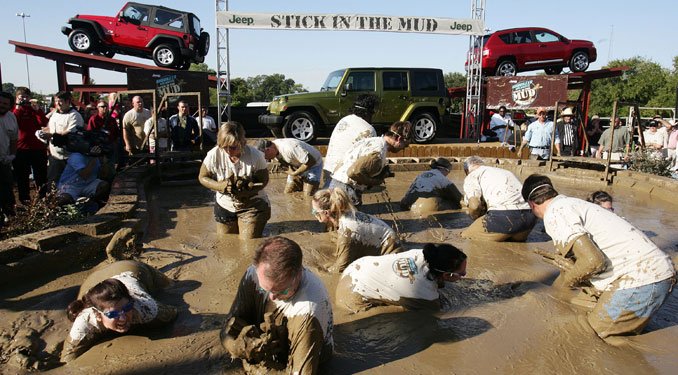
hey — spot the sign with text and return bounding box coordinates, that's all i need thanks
[126,69,209,108]
[486,76,568,110]
[217,11,484,35]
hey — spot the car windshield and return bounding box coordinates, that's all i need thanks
[320,69,345,91]
[191,15,201,36]
[474,35,490,48]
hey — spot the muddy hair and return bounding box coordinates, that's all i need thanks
[253,236,303,282]
[463,155,484,173]
[384,121,413,143]
[521,174,559,204]
[350,93,379,120]
[217,121,247,149]
[66,279,132,322]
[312,188,356,219]
[430,157,452,171]
[422,243,467,279]
[587,190,613,205]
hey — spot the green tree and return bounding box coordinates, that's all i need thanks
[246,74,307,102]
[2,82,16,94]
[189,63,216,75]
[444,72,466,88]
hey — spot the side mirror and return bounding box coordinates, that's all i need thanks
[344,83,353,92]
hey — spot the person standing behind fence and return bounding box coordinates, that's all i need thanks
[585,115,603,157]
[87,100,120,167]
[198,121,270,239]
[42,91,84,187]
[12,87,48,204]
[197,107,217,150]
[169,100,200,152]
[596,117,630,162]
[0,92,19,221]
[122,96,151,155]
[555,107,580,156]
[518,107,559,160]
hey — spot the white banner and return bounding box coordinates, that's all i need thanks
[217,11,484,36]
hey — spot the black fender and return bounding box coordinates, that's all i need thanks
[146,35,184,49]
[68,18,106,41]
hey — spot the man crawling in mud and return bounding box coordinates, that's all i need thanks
[220,236,333,374]
[522,174,676,341]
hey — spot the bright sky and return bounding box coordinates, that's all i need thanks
[1,0,675,95]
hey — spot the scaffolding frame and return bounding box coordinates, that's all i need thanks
[463,0,486,141]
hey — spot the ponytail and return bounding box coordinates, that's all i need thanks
[312,188,356,219]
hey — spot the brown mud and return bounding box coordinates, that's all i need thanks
[1,171,677,374]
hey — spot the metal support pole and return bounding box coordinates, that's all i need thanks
[16,13,31,88]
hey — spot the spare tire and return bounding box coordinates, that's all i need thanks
[198,32,210,56]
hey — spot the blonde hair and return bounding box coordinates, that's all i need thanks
[217,121,247,149]
[312,188,355,219]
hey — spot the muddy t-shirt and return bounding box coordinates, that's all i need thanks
[273,138,322,169]
[202,145,269,211]
[544,195,675,291]
[338,211,397,250]
[463,165,529,211]
[341,249,440,309]
[332,136,387,189]
[324,114,376,174]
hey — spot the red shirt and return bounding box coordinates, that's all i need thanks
[87,114,120,142]
[13,105,48,150]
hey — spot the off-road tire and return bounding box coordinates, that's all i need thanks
[68,28,96,54]
[495,60,517,76]
[411,112,438,143]
[152,44,179,68]
[283,111,318,143]
[198,32,210,56]
[569,51,590,72]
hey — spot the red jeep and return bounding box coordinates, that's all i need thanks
[468,27,597,76]
[61,2,209,69]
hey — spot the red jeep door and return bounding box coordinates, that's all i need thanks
[111,3,150,49]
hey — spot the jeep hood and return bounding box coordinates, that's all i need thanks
[71,14,117,23]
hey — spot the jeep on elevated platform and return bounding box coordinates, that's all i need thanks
[61,2,209,69]
[259,67,451,143]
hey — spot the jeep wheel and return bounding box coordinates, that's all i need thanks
[68,29,96,54]
[283,111,317,143]
[95,49,115,59]
[569,51,590,72]
[411,112,438,143]
[544,67,562,75]
[153,44,179,68]
[495,60,517,76]
[198,32,210,56]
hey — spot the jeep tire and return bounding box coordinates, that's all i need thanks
[153,44,179,68]
[68,28,96,54]
[283,111,317,143]
[495,60,517,76]
[569,51,590,72]
[411,112,438,143]
[198,32,210,56]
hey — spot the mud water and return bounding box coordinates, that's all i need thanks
[1,170,676,374]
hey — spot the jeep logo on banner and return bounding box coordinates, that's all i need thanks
[485,76,568,110]
[127,69,209,108]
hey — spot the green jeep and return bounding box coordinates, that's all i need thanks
[258,67,451,143]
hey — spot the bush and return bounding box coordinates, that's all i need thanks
[629,149,673,177]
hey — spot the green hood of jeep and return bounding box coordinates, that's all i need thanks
[267,90,338,115]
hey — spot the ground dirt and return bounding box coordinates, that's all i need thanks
[1,170,676,374]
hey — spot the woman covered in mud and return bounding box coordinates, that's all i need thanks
[336,243,467,312]
[312,188,403,272]
[61,261,178,363]
[400,157,463,213]
[198,121,270,239]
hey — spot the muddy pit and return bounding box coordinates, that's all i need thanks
[1,170,676,374]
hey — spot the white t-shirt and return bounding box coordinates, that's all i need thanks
[544,195,675,291]
[341,249,440,304]
[272,138,322,169]
[324,114,376,174]
[68,271,158,344]
[47,108,83,160]
[0,112,19,163]
[202,145,269,211]
[338,211,397,249]
[332,136,387,189]
[463,165,529,211]
[643,130,663,147]
[143,117,169,149]
[198,115,217,131]
[405,169,453,194]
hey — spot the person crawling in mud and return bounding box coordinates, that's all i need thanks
[61,260,178,363]
[586,190,614,212]
[335,243,467,312]
[198,121,270,239]
[311,188,403,272]
[259,138,323,195]
[329,120,412,206]
[522,174,676,341]
[221,236,333,375]
[460,156,536,242]
[400,157,463,213]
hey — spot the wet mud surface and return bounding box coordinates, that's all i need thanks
[1,171,676,374]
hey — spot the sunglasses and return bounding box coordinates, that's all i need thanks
[97,105,107,108]
[97,301,134,319]
[225,145,241,151]
[432,267,465,279]
[311,207,325,218]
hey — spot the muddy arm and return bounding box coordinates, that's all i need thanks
[198,164,228,193]
[330,233,356,273]
[553,234,606,289]
[348,153,384,187]
[286,315,326,375]
[60,331,98,363]
[289,153,317,177]
[466,196,487,220]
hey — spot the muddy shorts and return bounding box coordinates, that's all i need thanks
[588,277,674,338]
[214,199,271,224]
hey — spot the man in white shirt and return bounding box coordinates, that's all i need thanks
[260,138,323,195]
[484,106,514,144]
[42,91,84,186]
[461,156,536,242]
[522,174,675,340]
[323,94,378,187]
[0,92,19,219]
[196,107,217,150]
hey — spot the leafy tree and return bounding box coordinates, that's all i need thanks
[246,74,306,103]
[189,63,216,75]
[2,82,16,94]
[444,72,466,88]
